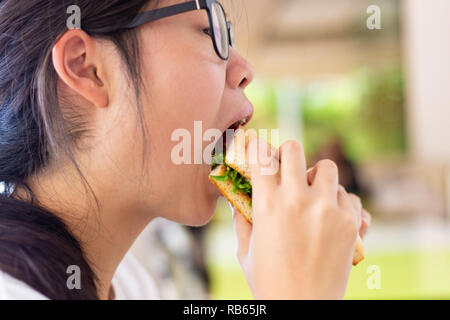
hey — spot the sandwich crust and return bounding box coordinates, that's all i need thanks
[209,164,253,224]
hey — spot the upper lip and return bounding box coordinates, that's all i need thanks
[225,99,254,131]
[212,99,254,155]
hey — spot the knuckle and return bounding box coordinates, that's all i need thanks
[281,140,303,154]
[317,159,338,172]
[285,194,302,213]
[349,193,361,204]
[337,185,348,198]
[317,199,336,217]
[253,194,274,214]
[281,187,311,215]
[260,190,275,206]
[363,209,372,222]
[349,194,362,210]
[341,213,358,235]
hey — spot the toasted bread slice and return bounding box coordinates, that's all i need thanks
[209,164,253,224]
[225,126,278,180]
[352,236,365,266]
[224,126,252,180]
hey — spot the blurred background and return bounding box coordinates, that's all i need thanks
[130,0,450,299]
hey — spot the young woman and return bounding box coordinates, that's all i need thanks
[0,0,371,300]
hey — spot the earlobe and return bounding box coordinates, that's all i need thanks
[52,29,109,108]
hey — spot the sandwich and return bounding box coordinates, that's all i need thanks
[209,126,365,266]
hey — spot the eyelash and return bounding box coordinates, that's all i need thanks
[202,28,212,38]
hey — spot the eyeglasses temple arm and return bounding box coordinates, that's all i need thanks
[125,1,202,29]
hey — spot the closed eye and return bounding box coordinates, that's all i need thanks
[202,28,213,38]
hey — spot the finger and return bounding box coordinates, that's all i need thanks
[231,205,252,260]
[338,186,361,228]
[362,208,371,226]
[348,193,362,213]
[279,140,308,188]
[248,136,279,191]
[359,209,371,239]
[311,159,339,199]
[337,185,353,211]
[349,193,363,229]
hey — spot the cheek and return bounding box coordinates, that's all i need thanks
[157,66,223,124]
[140,44,225,176]
[141,34,225,129]
[136,41,224,224]
[141,57,224,176]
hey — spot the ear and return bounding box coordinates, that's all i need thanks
[52,29,109,108]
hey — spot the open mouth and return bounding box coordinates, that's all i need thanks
[212,116,251,161]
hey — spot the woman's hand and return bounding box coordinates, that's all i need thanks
[233,138,370,299]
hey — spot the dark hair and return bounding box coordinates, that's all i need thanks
[0,0,153,299]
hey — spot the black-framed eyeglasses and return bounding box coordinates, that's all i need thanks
[123,0,236,60]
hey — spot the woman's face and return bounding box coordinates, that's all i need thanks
[109,0,254,226]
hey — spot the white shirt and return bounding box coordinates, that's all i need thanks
[0,251,160,300]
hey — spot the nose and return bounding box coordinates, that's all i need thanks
[226,47,255,90]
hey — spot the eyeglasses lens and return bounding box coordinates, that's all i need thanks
[211,2,229,59]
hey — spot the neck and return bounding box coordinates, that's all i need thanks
[14,163,154,300]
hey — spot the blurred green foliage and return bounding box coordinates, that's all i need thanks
[245,66,407,163]
[243,79,279,144]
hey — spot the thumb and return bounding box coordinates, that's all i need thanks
[231,204,252,261]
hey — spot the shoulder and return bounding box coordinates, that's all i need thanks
[112,251,161,300]
[0,269,48,300]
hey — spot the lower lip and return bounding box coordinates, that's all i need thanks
[239,101,254,125]
[219,101,255,150]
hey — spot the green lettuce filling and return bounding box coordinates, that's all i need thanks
[211,152,252,207]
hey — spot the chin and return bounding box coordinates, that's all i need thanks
[176,192,219,227]
[187,200,218,227]
[162,169,222,226]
